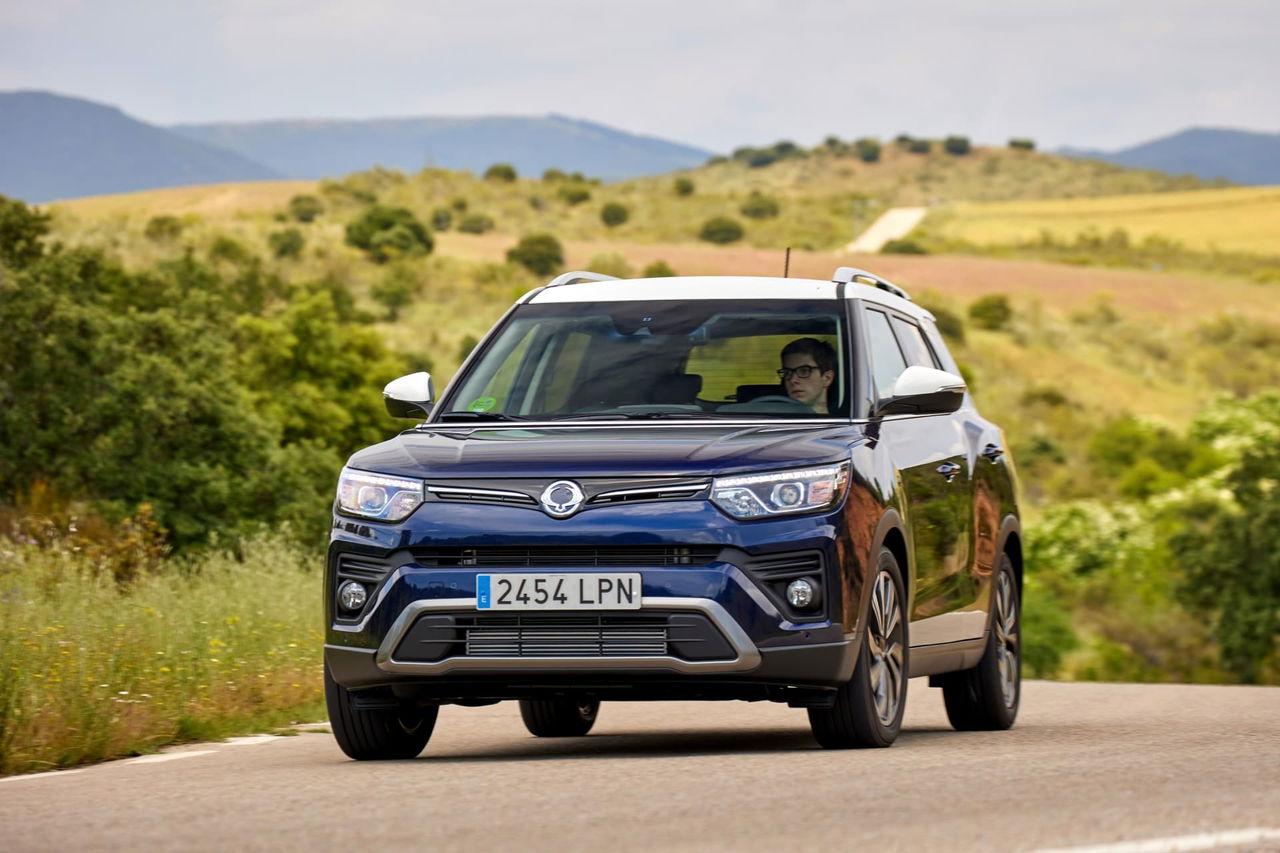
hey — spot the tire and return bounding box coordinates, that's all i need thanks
[519,697,600,737]
[809,548,908,749]
[324,663,438,760]
[941,553,1020,731]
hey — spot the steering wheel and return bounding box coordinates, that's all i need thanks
[742,394,811,408]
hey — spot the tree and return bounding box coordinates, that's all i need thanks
[642,260,676,278]
[600,202,629,228]
[209,235,252,265]
[287,194,324,223]
[344,205,433,263]
[0,194,51,269]
[907,138,932,154]
[542,168,567,182]
[430,208,452,231]
[968,294,1012,330]
[1009,138,1036,151]
[506,233,564,276]
[144,215,183,243]
[673,177,695,196]
[484,163,517,182]
[854,137,881,163]
[456,214,495,234]
[699,216,744,244]
[881,238,926,255]
[740,193,779,219]
[558,185,591,206]
[586,252,632,278]
[944,135,972,155]
[370,265,417,320]
[267,228,305,259]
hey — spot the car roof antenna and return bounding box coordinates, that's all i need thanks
[783,247,791,278]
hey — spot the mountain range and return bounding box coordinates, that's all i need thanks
[1058,127,1280,185]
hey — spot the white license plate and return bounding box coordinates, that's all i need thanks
[476,573,642,610]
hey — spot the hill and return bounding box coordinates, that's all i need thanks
[0,91,280,203]
[167,114,713,182]
[1060,127,1280,186]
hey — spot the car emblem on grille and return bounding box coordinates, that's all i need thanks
[539,480,585,518]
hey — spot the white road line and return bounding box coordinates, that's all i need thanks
[222,735,282,746]
[0,769,85,784]
[1035,827,1280,853]
[125,750,218,765]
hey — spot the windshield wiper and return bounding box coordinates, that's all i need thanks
[435,411,530,422]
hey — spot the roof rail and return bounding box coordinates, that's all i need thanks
[832,266,911,301]
[545,270,619,289]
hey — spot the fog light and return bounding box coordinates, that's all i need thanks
[338,581,368,612]
[786,578,818,609]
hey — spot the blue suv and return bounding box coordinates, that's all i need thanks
[324,267,1023,757]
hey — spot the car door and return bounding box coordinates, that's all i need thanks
[863,307,979,646]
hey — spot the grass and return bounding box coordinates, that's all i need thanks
[0,532,323,775]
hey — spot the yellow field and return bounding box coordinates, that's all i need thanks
[933,186,1280,255]
[55,180,318,219]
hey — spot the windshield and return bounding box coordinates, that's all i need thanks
[440,299,848,421]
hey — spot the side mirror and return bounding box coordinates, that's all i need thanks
[876,366,966,417]
[383,372,435,419]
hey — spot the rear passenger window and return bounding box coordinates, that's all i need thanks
[865,310,907,398]
[890,316,938,369]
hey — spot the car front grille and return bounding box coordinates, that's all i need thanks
[464,615,669,657]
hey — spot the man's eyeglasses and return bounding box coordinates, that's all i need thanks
[778,365,822,380]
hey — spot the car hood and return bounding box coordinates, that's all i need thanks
[346,423,868,480]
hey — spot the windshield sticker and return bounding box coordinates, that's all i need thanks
[467,396,497,412]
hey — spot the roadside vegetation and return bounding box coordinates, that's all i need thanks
[2,133,1277,772]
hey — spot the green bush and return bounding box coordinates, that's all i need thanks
[456,214,495,234]
[542,168,567,182]
[907,138,932,154]
[370,265,418,321]
[916,298,966,343]
[457,334,479,363]
[287,194,324,223]
[0,195,51,270]
[642,260,676,278]
[344,205,433,263]
[968,293,1012,330]
[944,135,972,155]
[881,238,926,254]
[209,235,252,265]
[506,233,564,276]
[430,208,452,231]
[143,215,183,243]
[558,185,591,206]
[266,228,304,259]
[854,137,881,163]
[706,155,728,166]
[483,163,517,182]
[600,202,630,228]
[586,252,633,279]
[450,196,468,213]
[1008,138,1036,151]
[673,177,695,196]
[699,216,745,244]
[740,193,780,219]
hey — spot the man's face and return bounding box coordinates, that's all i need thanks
[781,352,834,410]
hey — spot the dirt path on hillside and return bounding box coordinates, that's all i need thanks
[844,206,928,252]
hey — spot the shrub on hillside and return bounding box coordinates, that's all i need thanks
[370,265,418,321]
[854,137,881,163]
[0,195,51,269]
[345,205,433,263]
[586,252,633,279]
[881,238,927,255]
[601,202,630,228]
[143,214,183,244]
[558,185,591,206]
[267,227,305,259]
[456,214,495,234]
[430,208,452,231]
[1009,138,1036,151]
[740,193,780,219]
[706,155,728,166]
[542,168,567,182]
[968,293,1013,330]
[484,163,517,182]
[699,216,744,244]
[944,135,972,155]
[907,138,932,154]
[642,260,676,278]
[673,177,695,196]
[209,235,252,265]
[287,194,324,223]
[506,233,564,276]
[450,197,468,213]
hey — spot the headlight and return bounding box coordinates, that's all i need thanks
[336,468,424,521]
[711,462,850,520]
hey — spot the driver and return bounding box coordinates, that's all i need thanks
[779,338,836,413]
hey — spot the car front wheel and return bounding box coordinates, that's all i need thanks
[325,663,438,760]
[809,547,908,749]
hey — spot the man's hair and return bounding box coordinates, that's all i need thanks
[781,337,837,374]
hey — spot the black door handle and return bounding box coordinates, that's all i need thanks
[936,462,962,482]
[981,443,1004,463]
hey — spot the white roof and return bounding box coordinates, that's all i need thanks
[526,275,928,319]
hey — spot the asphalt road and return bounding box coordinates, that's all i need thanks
[2,680,1278,852]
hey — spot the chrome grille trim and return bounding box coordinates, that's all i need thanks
[426,485,537,505]
[588,483,709,504]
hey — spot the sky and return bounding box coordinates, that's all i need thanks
[2,0,1278,154]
